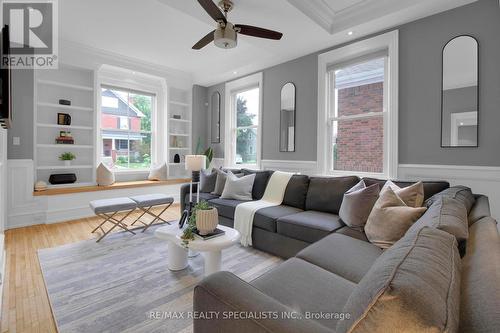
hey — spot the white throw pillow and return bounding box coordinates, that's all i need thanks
[148,163,168,181]
[96,163,115,186]
[220,171,256,201]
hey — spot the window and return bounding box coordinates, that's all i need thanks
[225,73,262,168]
[234,88,259,165]
[100,87,154,170]
[317,31,398,178]
[329,56,386,174]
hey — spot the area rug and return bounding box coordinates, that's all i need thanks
[38,226,282,333]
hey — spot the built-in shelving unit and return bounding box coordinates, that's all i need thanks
[168,87,192,179]
[34,65,96,187]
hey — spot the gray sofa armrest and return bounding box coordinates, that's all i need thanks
[193,271,333,333]
[180,183,197,211]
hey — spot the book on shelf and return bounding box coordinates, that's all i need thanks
[194,228,225,240]
[55,136,75,144]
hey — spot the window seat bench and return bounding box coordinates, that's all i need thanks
[33,179,191,196]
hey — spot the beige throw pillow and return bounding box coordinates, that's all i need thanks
[382,180,424,207]
[365,187,427,249]
[96,163,115,186]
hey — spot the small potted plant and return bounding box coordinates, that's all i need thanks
[181,201,218,246]
[59,152,76,166]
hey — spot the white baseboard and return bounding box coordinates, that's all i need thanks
[399,164,500,219]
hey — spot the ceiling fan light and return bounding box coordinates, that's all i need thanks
[214,24,237,49]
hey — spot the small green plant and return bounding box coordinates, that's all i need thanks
[195,137,214,169]
[181,201,213,246]
[59,152,76,161]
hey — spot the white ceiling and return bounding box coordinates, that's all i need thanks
[59,0,478,86]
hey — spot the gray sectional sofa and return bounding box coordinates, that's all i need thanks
[180,170,450,258]
[182,170,500,333]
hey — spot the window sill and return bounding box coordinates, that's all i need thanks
[33,178,190,196]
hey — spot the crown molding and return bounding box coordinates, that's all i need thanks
[287,0,479,35]
[59,39,193,86]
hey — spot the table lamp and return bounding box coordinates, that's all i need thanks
[179,155,206,228]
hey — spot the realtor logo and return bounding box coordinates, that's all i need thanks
[2,0,58,68]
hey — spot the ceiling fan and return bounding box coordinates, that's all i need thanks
[193,0,283,50]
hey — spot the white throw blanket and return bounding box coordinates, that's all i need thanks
[234,171,294,246]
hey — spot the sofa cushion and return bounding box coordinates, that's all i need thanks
[297,233,383,283]
[459,217,500,333]
[282,175,310,210]
[363,178,449,201]
[426,185,476,215]
[253,205,303,232]
[365,187,427,249]
[336,226,369,242]
[337,227,461,333]
[408,196,468,245]
[242,169,273,200]
[339,180,380,230]
[208,198,246,219]
[305,176,360,214]
[277,211,343,243]
[252,257,355,330]
[468,195,490,226]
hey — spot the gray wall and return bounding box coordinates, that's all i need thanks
[441,86,477,146]
[8,69,34,159]
[192,85,208,152]
[201,0,500,166]
[398,0,499,165]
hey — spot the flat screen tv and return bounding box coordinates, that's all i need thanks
[0,25,12,129]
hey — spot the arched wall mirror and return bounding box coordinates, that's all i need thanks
[211,91,221,143]
[280,82,296,152]
[441,35,479,147]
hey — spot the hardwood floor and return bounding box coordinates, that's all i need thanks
[1,204,181,333]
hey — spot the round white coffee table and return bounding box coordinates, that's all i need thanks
[155,224,240,277]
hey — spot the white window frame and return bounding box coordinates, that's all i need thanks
[97,67,167,175]
[317,30,399,179]
[224,72,263,169]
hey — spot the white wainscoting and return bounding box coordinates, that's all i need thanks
[399,164,500,219]
[261,160,319,175]
[6,159,184,229]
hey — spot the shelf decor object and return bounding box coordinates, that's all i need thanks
[174,154,181,163]
[173,114,181,119]
[59,152,76,166]
[58,99,71,106]
[57,113,71,126]
[49,173,77,185]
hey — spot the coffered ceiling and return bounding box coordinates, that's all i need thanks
[59,0,478,86]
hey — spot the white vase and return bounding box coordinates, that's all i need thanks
[196,208,219,235]
[64,160,71,166]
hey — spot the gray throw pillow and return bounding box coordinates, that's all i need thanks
[211,169,244,196]
[339,180,380,230]
[220,172,256,201]
[200,169,217,193]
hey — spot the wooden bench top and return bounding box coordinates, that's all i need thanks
[33,179,191,196]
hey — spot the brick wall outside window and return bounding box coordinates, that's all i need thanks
[334,82,384,173]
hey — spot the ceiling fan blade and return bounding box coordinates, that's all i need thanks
[235,24,283,40]
[197,0,227,24]
[192,30,215,50]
